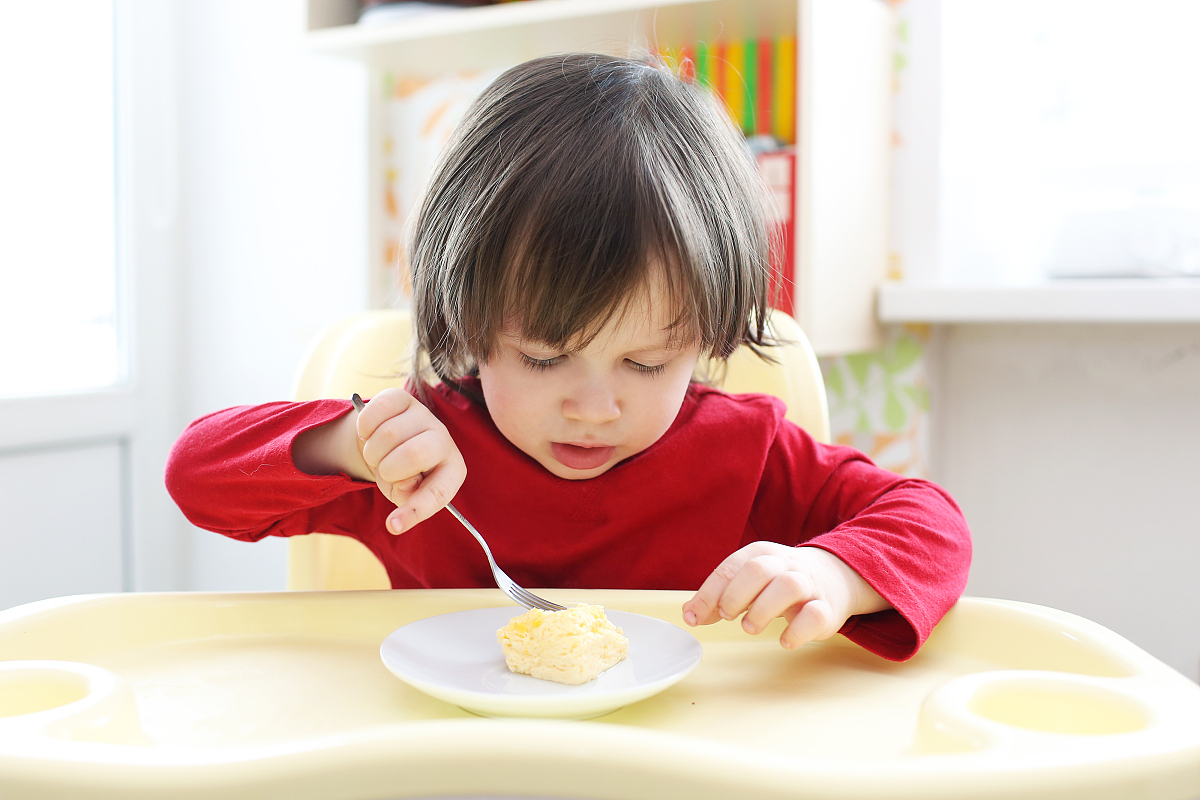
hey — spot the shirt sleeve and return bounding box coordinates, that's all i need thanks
[751,419,972,661]
[164,400,386,543]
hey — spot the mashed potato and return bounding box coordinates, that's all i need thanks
[496,604,629,685]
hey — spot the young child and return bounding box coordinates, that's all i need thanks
[166,53,970,661]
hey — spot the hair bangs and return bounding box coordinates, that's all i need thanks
[483,144,707,356]
[409,53,775,395]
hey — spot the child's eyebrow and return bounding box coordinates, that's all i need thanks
[500,329,687,355]
[629,326,699,354]
[627,340,684,355]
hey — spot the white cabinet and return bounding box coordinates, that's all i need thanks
[304,0,893,355]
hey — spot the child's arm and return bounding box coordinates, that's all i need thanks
[682,544,890,650]
[293,387,466,535]
[678,399,970,659]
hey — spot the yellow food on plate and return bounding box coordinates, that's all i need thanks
[496,604,629,685]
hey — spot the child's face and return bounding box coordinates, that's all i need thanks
[478,280,700,480]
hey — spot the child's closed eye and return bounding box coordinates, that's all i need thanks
[519,352,564,371]
[627,360,667,376]
[518,350,667,376]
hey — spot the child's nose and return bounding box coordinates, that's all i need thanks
[562,382,621,424]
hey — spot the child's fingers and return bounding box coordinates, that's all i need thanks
[354,388,419,441]
[682,542,776,626]
[381,475,423,505]
[705,554,792,623]
[738,570,819,635]
[386,459,466,534]
[359,411,433,472]
[373,428,451,487]
[682,557,746,626]
[780,598,838,649]
[354,389,467,536]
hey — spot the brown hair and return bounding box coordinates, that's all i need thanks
[408,52,776,394]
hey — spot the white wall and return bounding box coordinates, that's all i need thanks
[928,323,1200,681]
[174,0,369,590]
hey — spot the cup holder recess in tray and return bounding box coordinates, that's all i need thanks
[967,674,1148,736]
[913,669,1153,756]
[0,660,147,745]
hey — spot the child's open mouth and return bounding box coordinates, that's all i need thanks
[550,442,615,471]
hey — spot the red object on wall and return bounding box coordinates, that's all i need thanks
[756,148,796,316]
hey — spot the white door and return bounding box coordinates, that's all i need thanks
[0,1,183,611]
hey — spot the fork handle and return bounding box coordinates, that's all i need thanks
[445,504,495,566]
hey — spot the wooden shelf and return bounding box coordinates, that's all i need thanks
[304,0,894,355]
[306,0,797,73]
[877,279,1200,323]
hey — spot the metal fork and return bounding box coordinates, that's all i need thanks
[352,393,565,612]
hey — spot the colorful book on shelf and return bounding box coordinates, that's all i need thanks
[659,37,797,316]
[659,37,795,143]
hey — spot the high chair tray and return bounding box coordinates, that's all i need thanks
[1,589,1197,800]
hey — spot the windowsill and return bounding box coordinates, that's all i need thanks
[877,278,1200,323]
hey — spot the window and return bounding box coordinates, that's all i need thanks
[0,1,119,397]
[940,0,1200,284]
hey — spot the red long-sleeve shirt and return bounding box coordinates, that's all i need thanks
[166,380,970,661]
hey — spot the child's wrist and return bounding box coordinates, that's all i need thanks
[834,556,889,617]
[338,411,373,481]
[294,409,373,481]
[806,547,889,618]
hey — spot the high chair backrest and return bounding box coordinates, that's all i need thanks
[287,308,830,590]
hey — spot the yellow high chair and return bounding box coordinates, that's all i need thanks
[287,307,831,591]
[4,308,1200,799]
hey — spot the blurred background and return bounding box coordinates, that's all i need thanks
[1,0,1197,681]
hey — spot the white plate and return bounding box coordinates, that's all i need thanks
[379,607,703,719]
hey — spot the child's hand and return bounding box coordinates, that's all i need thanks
[355,388,467,535]
[681,543,889,650]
